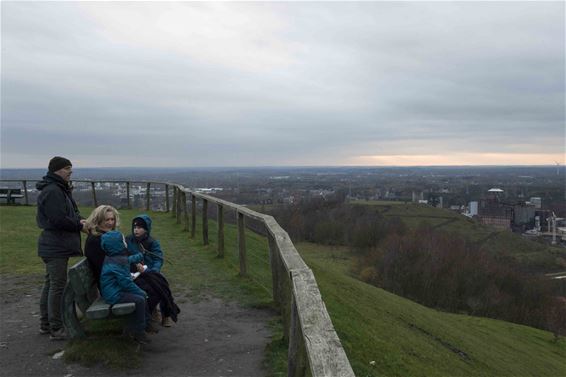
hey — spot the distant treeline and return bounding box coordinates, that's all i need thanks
[267,199,566,338]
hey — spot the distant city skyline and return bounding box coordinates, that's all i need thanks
[1,2,564,168]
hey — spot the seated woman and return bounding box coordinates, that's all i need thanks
[84,205,179,328]
[84,205,121,282]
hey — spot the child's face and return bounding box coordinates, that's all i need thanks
[133,225,147,238]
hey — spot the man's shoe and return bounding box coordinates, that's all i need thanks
[39,325,50,335]
[49,328,67,341]
[133,332,152,345]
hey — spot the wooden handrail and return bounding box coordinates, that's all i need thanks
[0,178,355,377]
[171,182,354,377]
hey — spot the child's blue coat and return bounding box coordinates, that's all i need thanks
[100,231,145,305]
[126,214,164,272]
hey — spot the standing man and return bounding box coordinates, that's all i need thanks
[36,156,86,340]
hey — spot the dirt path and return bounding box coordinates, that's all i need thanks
[0,275,275,377]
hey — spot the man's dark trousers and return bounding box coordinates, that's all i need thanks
[39,257,69,331]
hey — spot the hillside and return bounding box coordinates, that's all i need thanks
[297,242,566,377]
[1,206,564,376]
[259,200,565,274]
[349,200,566,273]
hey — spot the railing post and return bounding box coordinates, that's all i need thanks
[191,194,196,238]
[288,295,307,377]
[172,187,177,218]
[183,191,189,231]
[22,180,29,206]
[146,182,151,211]
[237,212,247,276]
[165,184,170,212]
[91,181,98,207]
[176,189,181,224]
[217,204,224,257]
[268,233,280,305]
[202,199,209,245]
[126,182,131,209]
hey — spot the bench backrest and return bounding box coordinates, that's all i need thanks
[68,258,99,314]
[0,188,22,195]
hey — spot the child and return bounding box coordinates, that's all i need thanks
[126,215,163,272]
[126,214,178,327]
[100,230,152,344]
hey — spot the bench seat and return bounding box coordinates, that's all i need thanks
[63,258,139,338]
[86,298,136,320]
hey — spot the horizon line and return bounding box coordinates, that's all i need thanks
[0,164,563,170]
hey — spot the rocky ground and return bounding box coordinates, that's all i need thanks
[0,275,275,377]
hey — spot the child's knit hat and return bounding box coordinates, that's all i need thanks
[133,218,148,230]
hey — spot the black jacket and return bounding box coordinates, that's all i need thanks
[85,234,105,282]
[135,271,180,320]
[36,172,83,258]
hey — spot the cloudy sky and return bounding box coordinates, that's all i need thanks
[1,1,564,168]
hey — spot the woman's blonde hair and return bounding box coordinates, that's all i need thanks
[85,205,120,236]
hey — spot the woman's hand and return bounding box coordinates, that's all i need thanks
[136,263,145,273]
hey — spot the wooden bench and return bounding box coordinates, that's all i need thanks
[0,188,23,204]
[62,258,136,339]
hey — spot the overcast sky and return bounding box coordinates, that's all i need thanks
[1,1,564,168]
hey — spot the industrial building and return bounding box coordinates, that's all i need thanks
[478,188,514,230]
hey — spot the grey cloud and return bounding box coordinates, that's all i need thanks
[1,2,564,167]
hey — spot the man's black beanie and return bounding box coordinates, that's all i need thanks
[48,156,72,173]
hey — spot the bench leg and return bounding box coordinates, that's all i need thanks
[62,285,86,339]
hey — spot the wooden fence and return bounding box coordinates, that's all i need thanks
[0,179,355,377]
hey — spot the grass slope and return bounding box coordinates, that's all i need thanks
[298,242,566,377]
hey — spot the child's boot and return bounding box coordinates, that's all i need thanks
[146,320,160,334]
[133,332,152,345]
[151,307,162,323]
[162,316,174,327]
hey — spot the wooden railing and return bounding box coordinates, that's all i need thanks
[0,179,355,377]
[0,179,171,210]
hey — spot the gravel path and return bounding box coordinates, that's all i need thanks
[0,275,274,377]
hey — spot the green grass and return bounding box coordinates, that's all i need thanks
[64,319,141,367]
[0,206,285,373]
[297,242,566,377]
[3,205,565,376]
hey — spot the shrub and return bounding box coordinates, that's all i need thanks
[359,266,379,285]
[357,225,563,333]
